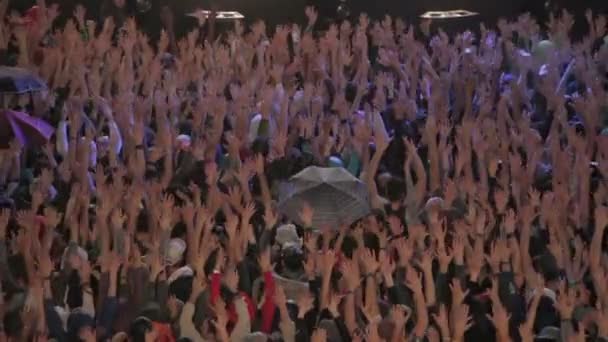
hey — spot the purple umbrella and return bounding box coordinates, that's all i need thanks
[0,110,54,148]
[0,67,47,94]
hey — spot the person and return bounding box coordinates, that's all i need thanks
[100,0,131,29]
[129,317,160,342]
[0,0,607,341]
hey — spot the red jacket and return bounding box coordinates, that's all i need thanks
[152,321,175,342]
[210,272,257,330]
[260,271,276,333]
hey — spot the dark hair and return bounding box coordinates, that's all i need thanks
[386,177,406,202]
[251,139,270,157]
[282,247,303,271]
[204,248,219,277]
[169,276,193,303]
[3,309,23,339]
[129,317,154,342]
[7,254,28,285]
[344,82,358,104]
[66,269,84,310]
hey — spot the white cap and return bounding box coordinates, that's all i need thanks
[165,238,186,266]
[176,134,191,149]
[275,223,302,249]
[168,265,193,284]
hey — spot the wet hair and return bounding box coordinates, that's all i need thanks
[363,232,381,254]
[340,235,358,259]
[169,276,193,303]
[66,269,84,310]
[7,254,28,285]
[344,82,358,103]
[3,309,23,339]
[204,249,219,277]
[386,177,406,202]
[282,247,303,272]
[251,138,270,157]
[129,317,154,342]
[323,79,336,107]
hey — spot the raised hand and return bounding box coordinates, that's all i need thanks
[211,297,230,341]
[432,304,450,340]
[223,267,239,293]
[158,194,175,231]
[451,302,473,340]
[303,254,316,279]
[360,249,380,275]
[493,188,509,214]
[241,201,256,224]
[305,6,318,28]
[296,291,315,318]
[595,205,608,230]
[320,250,336,276]
[390,304,411,328]
[311,329,327,342]
[43,207,62,228]
[327,291,343,317]
[487,282,511,339]
[224,211,239,242]
[554,281,576,320]
[0,209,9,237]
[393,237,414,267]
[404,267,423,295]
[16,210,35,230]
[263,206,279,229]
[373,131,390,154]
[110,208,127,229]
[258,248,273,273]
[504,209,516,235]
[379,251,395,286]
[298,202,314,227]
[449,279,469,306]
[73,4,86,28]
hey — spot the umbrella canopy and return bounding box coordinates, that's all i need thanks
[0,110,54,148]
[278,166,370,229]
[532,40,555,62]
[0,66,47,94]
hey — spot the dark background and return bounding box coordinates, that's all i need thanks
[8,0,608,38]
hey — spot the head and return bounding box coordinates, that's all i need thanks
[364,213,383,233]
[166,295,184,321]
[275,224,301,250]
[281,245,303,272]
[165,238,186,270]
[4,309,24,341]
[75,137,97,169]
[67,312,96,342]
[77,325,96,342]
[95,136,111,158]
[176,135,191,151]
[385,177,405,204]
[424,197,444,225]
[129,317,157,342]
[113,0,126,8]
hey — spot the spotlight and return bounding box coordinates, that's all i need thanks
[420,10,479,19]
[336,0,350,21]
[136,0,152,13]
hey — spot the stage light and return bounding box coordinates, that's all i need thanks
[136,0,151,13]
[187,10,245,20]
[420,10,479,19]
[336,0,350,21]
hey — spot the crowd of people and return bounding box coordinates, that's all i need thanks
[0,0,607,341]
